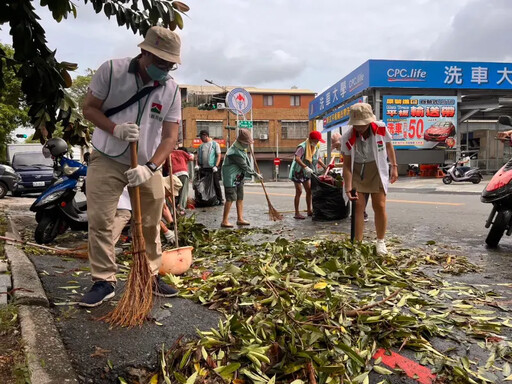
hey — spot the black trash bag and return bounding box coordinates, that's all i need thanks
[311,175,349,221]
[193,170,219,207]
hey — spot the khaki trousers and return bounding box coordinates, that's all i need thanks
[87,151,165,282]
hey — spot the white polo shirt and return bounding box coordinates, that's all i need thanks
[89,57,181,165]
[341,121,393,194]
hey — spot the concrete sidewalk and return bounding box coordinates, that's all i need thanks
[245,174,491,195]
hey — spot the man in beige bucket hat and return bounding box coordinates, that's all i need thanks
[341,103,398,255]
[80,26,183,307]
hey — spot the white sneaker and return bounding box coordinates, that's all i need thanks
[164,231,175,244]
[376,239,387,255]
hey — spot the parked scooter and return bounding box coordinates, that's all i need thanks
[30,138,88,244]
[481,115,512,247]
[442,155,482,185]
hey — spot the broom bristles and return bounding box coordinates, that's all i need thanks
[249,147,283,221]
[102,231,154,327]
[263,191,283,221]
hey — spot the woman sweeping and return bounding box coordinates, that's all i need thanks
[289,130,328,219]
[341,103,398,255]
[220,129,262,228]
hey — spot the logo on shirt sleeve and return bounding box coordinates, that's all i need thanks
[151,103,162,114]
[150,103,164,122]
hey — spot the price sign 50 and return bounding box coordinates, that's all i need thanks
[403,119,424,139]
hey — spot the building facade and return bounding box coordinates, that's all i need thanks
[180,85,316,179]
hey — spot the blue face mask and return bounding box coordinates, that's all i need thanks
[146,64,169,82]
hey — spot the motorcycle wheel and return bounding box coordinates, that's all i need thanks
[35,215,62,244]
[485,211,510,248]
[442,176,452,184]
[472,176,482,184]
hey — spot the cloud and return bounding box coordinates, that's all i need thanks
[2,0,512,93]
[427,0,512,62]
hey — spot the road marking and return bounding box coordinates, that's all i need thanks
[388,199,464,206]
[373,349,436,384]
[246,191,464,206]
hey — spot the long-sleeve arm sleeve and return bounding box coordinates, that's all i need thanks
[230,154,257,176]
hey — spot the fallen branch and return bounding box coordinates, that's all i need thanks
[0,235,88,258]
[306,361,317,384]
[343,288,403,317]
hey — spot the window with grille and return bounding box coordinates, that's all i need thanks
[263,95,274,106]
[253,121,269,139]
[290,95,301,106]
[281,121,309,139]
[196,121,223,138]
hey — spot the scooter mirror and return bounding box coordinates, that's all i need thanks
[498,115,512,127]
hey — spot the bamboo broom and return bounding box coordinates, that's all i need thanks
[249,147,283,221]
[103,142,154,327]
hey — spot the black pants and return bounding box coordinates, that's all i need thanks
[199,168,223,203]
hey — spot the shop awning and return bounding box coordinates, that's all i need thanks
[321,123,344,134]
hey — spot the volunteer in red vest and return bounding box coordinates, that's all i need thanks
[80,26,182,307]
[341,103,398,255]
[289,130,329,219]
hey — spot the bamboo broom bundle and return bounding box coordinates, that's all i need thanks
[249,147,283,221]
[103,142,154,327]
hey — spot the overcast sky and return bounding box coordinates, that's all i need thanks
[1,0,512,94]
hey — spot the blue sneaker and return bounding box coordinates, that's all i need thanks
[79,281,115,307]
[153,276,179,298]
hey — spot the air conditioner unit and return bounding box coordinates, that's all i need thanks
[216,102,226,110]
[259,134,269,140]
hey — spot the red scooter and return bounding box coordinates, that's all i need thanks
[481,115,512,247]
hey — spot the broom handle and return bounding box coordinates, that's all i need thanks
[350,189,356,243]
[130,143,144,239]
[249,147,271,201]
[167,155,179,247]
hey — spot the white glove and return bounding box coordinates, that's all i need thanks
[113,123,139,142]
[255,173,263,180]
[303,166,313,177]
[164,230,175,244]
[213,166,218,172]
[194,165,200,171]
[125,165,154,187]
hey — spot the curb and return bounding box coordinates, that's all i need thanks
[5,217,78,384]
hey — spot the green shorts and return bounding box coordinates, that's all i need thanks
[224,184,244,201]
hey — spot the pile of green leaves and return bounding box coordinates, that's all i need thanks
[155,216,512,384]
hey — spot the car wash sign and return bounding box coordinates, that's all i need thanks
[310,59,512,120]
[383,95,458,150]
[323,97,366,130]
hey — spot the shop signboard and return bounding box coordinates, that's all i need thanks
[310,59,512,120]
[382,95,458,150]
[192,138,226,149]
[322,96,366,132]
[309,61,370,120]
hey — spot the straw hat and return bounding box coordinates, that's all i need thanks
[348,103,376,126]
[138,26,181,64]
